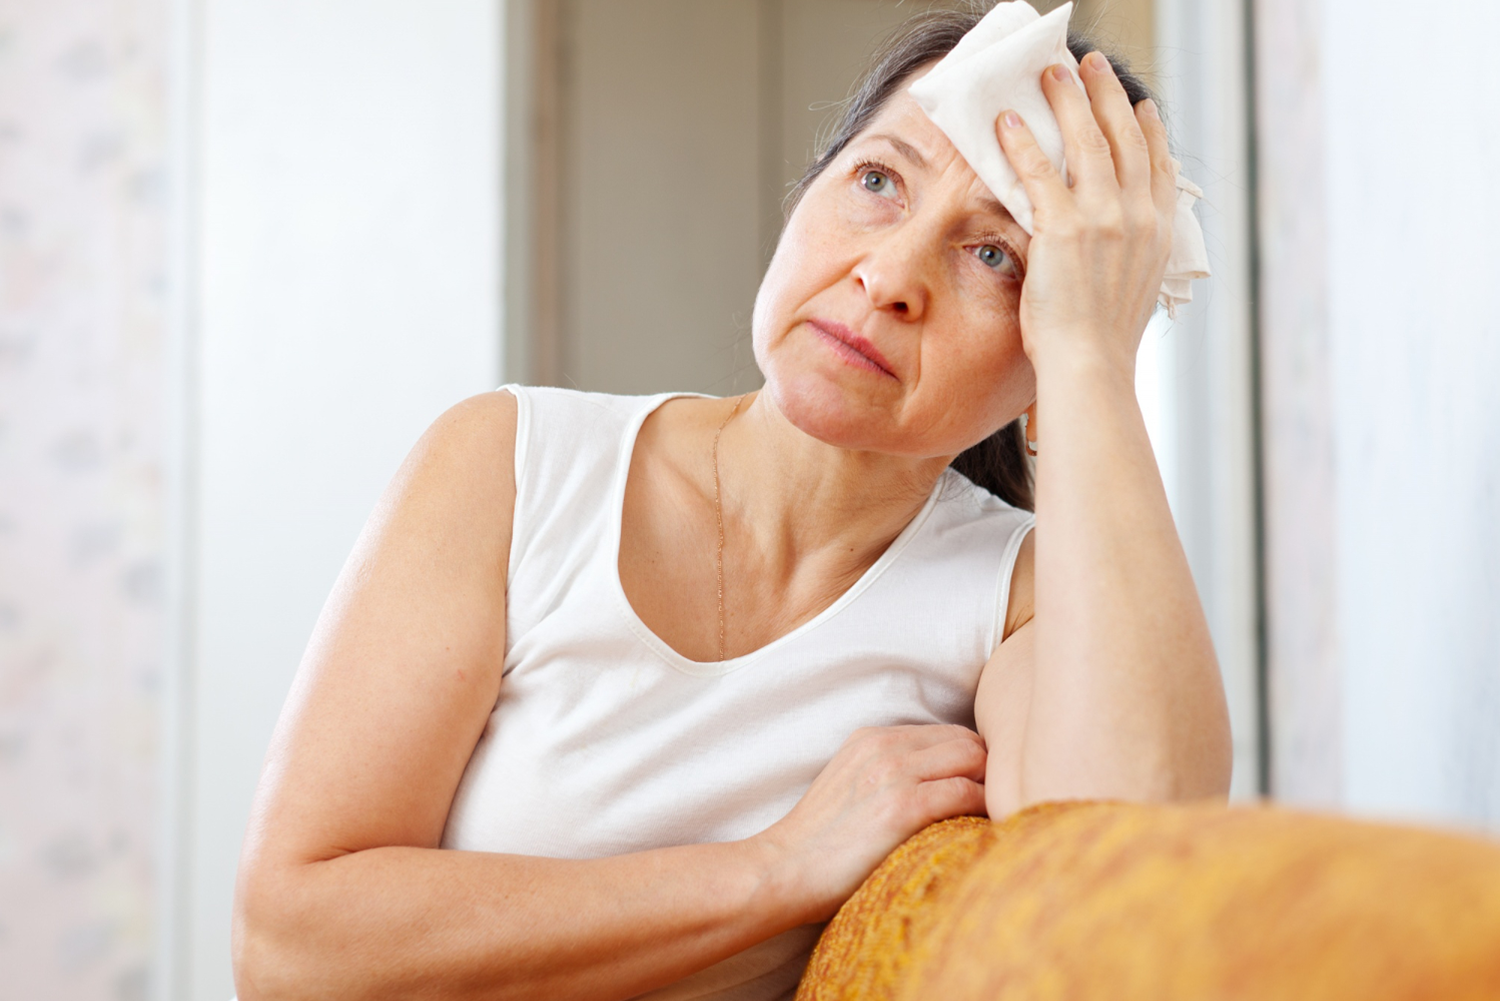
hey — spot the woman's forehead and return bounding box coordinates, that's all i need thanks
[857,87,961,167]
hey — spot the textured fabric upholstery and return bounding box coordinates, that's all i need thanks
[797,800,1500,1001]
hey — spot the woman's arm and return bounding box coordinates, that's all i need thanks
[974,53,1233,818]
[234,391,987,1001]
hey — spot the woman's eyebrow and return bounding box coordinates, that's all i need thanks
[865,133,929,169]
[865,133,1012,221]
[974,193,1012,223]
[862,131,1016,228]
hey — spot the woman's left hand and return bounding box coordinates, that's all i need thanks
[997,51,1178,377]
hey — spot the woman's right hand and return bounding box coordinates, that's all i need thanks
[752,724,988,923]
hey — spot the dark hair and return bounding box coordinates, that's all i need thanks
[785,3,1157,512]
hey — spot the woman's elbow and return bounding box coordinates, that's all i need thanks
[1138,707,1234,804]
[1013,714,1234,811]
[232,864,326,1001]
[1181,674,1236,800]
[1195,716,1235,801]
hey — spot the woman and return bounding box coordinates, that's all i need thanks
[232,6,1232,1000]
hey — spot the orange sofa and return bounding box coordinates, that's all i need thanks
[796,800,1500,1001]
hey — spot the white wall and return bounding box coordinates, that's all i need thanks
[170,1,502,997]
[1254,0,1342,805]
[1256,0,1500,829]
[1322,0,1500,828]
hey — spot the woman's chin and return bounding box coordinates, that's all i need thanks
[762,364,904,453]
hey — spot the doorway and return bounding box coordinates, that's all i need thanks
[503,0,929,394]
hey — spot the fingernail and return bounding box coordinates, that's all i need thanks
[1087,51,1111,73]
[1003,111,1021,129]
[1141,98,1160,120]
[1050,64,1070,83]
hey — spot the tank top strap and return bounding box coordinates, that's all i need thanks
[501,385,700,662]
[923,470,1035,659]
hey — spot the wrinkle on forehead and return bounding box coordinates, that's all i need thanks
[853,87,1025,238]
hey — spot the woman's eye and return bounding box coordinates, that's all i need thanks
[861,169,893,195]
[974,243,1017,277]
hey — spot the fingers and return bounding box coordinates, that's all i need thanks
[768,724,991,919]
[996,110,1070,217]
[1136,98,1179,222]
[1075,51,1153,193]
[1026,52,1171,266]
[914,776,988,824]
[906,732,988,783]
[850,722,980,754]
[844,724,985,788]
[1038,57,1120,194]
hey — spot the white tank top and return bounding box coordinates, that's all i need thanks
[441,386,1034,1001]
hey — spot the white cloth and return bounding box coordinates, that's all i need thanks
[908,0,1210,316]
[442,385,1035,1001]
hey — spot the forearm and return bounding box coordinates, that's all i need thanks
[234,838,800,1001]
[1024,348,1231,801]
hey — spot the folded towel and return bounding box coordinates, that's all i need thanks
[907,1,1210,316]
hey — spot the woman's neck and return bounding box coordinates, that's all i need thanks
[716,391,951,584]
[623,389,954,662]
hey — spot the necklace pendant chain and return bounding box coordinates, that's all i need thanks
[712,395,745,662]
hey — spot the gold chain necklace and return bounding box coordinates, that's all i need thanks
[711,395,746,662]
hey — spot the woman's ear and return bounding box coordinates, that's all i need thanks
[1022,400,1039,457]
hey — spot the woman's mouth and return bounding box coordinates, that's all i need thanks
[807,319,897,379]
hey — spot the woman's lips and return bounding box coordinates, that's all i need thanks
[807,319,896,378]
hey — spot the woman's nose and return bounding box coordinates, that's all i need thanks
[853,226,933,320]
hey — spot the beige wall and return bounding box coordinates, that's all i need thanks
[1070,0,1154,80]
[520,0,921,396]
[559,0,765,395]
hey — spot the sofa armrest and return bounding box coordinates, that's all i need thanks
[798,800,1500,1001]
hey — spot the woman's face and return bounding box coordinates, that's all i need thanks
[753,78,1035,460]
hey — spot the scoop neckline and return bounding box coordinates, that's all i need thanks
[607,392,946,678]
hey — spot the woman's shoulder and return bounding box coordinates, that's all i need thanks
[390,387,630,612]
[333,389,519,636]
[396,391,521,542]
[421,389,521,471]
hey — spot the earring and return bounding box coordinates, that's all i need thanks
[1020,412,1039,457]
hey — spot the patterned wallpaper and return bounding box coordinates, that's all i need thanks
[0,0,168,997]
